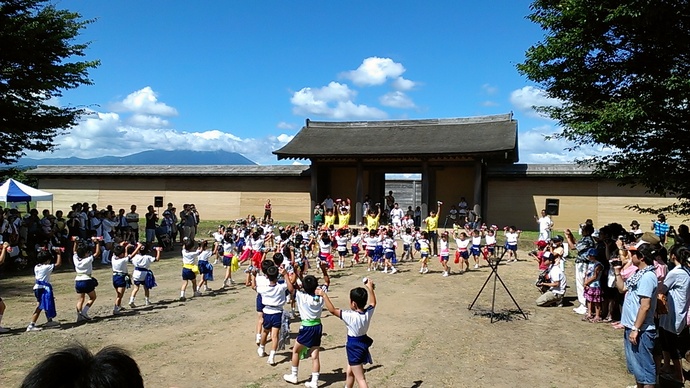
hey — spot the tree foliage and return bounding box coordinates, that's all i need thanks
[0,0,99,165]
[518,0,690,214]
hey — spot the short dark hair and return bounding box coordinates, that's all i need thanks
[260,259,275,274]
[350,287,368,310]
[21,344,143,388]
[266,265,279,281]
[302,275,318,295]
[272,252,284,266]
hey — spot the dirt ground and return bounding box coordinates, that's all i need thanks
[1,241,635,388]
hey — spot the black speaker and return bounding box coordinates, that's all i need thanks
[545,198,559,216]
[154,196,164,208]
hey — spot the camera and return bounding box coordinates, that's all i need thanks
[610,258,623,267]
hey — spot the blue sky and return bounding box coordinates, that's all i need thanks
[35,0,585,165]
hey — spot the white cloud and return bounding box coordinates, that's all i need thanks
[24,87,295,165]
[510,86,563,118]
[379,91,415,109]
[481,100,499,107]
[128,114,170,128]
[277,134,294,143]
[341,57,406,87]
[518,125,611,164]
[114,86,178,116]
[482,83,498,95]
[277,121,297,130]
[392,77,416,91]
[290,82,386,119]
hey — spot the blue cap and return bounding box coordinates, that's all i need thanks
[587,248,598,257]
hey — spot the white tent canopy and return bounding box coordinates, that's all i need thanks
[0,178,53,202]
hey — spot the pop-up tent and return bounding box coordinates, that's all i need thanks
[0,178,53,202]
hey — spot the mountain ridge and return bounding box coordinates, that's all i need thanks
[14,150,257,166]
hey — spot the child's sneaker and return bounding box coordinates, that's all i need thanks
[267,355,275,365]
[257,346,266,357]
[0,326,10,333]
[390,267,397,274]
[422,267,429,274]
[26,324,42,332]
[367,268,371,272]
[419,268,424,273]
[129,301,136,308]
[43,320,60,328]
[193,291,202,297]
[283,374,298,384]
[382,268,388,273]
[442,271,449,277]
[304,381,318,388]
[474,264,479,269]
[145,300,152,306]
[229,279,236,285]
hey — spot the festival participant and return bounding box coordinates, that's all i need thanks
[389,203,405,231]
[365,207,381,231]
[256,265,293,365]
[211,225,225,265]
[582,248,604,322]
[110,244,130,315]
[196,240,214,293]
[0,242,10,332]
[350,229,362,266]
[439,231,451,277]
[221,231,238,287]
[535,209,553,242]
[470,229,482,269]
[364,229,379,272]
[658,245,690,383]
[317,231,334,271]
[503,226,521,262]
[612,242,659,388]
[535,251,567,307]
[26,248,63,331]
[179,239,202,301]
[418,231,431,274]
[282,267,330,387]
[338,198,352,228]
[424,201,442,256]
[453,231,471,273]
[128,243,160,307]
[400,227,415,262]
[318,277,377,388]
[334,228,349,269]
[251,260,275,345]
[73,237,101,322]
[382,230,398,274]
[482,226,498,261]
[565,224,596,315]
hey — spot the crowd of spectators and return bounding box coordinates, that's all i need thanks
[534,213,690,386]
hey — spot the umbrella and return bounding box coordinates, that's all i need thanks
[0,178,53,202]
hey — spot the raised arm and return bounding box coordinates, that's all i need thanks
[316,288,340,317]
[365,279,377,308]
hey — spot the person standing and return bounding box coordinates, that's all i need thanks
[424,201,442,256]
[125,205,140,243]
[652,213,671,245]
[181,204,196,241]
[263,199,272,223]
[565,224,596,315]
[612,242,658,388]
[535,209,553,242]
[144,206,158,246]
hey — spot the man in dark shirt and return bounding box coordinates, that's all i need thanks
[145,205,158,245]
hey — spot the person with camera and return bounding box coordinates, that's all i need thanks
[611,242,658,388]
[424,201,442,256]
[144,205,158,246]
[536,251,567,307]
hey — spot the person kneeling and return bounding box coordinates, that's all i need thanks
[536,252,567,307]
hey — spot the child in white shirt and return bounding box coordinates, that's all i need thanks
[27,249,63,331]
[255,265,293,365]
[73,237,101,322]
[128,243,161,307]
[319,278,377,388]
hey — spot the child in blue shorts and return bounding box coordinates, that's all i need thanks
[255,264,293,365]
[320,278,377,388]
[27,248,63,331]
[283,264,330,387]
[73,237,101,322]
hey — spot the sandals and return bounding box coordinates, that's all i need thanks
[602,317,613,323]
[581,315,593,322]
[589,317,603,323]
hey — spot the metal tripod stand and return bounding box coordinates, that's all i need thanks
[468,245,528,322]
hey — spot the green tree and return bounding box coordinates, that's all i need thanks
[518,1,690,214]
[0,0,99,165]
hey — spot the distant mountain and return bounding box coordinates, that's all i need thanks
[15,150,256,166]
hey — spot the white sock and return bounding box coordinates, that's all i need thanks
[81,305,90,315]
[311,372,319,382]
[291,366,298,376]
[180,291,185,298]
[145,297,150,303]
[129,296,134,303]
[269,350,276,357]
[0,314,3,325]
